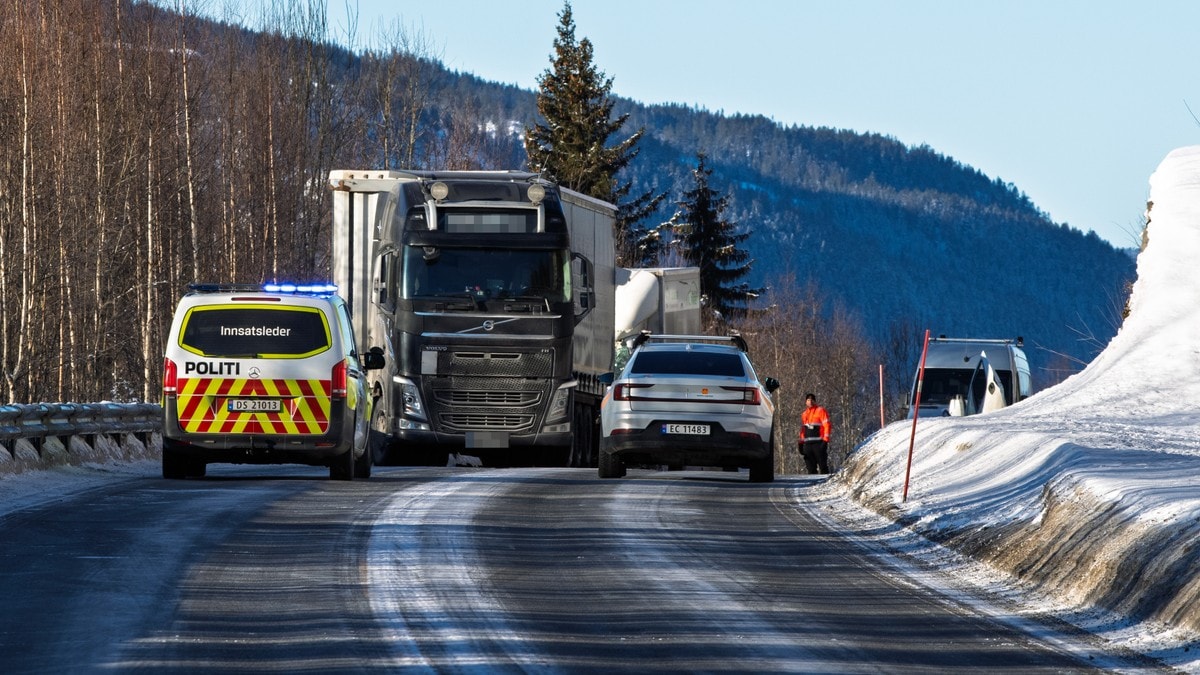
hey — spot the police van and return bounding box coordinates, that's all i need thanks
[161,283,384,480]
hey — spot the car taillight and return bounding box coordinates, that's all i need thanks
[612,383,652,401]
[332,359,347,398]
[723,386,761,405]
[162,358,178,395]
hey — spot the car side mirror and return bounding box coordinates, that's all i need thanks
[598,372,615,386]
[363,346,386,371]
[764,377,779,393]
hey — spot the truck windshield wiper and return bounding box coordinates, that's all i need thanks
[412,293,480,310]
[502,296,551,312]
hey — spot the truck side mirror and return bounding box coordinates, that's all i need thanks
[572,251,594,324]
[362,346,386,371]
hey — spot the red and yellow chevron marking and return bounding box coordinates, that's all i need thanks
[174,377,332,435]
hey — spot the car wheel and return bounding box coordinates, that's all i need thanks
[748,434,775,483]
[598,449,625,479]
[330,447,354,481]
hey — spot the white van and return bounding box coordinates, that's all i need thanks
[907,336,1032,418]
[161,283,383,480]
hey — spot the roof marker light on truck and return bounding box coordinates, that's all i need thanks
[527,183,546,204]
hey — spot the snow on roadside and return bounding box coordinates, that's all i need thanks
[827,145,1200,671]
[0,460,160,518]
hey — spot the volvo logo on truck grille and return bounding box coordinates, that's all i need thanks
[457,317,519,334]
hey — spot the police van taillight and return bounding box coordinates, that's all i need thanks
[162,358,178,395]
[332,360,347,398]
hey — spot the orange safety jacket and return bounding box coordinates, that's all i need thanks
[800,405,831,443]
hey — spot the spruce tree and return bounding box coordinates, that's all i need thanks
[672,153,763,323]
[524,1,664,266]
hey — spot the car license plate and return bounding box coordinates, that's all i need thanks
[227,399,281,413]
[663,423,709,435]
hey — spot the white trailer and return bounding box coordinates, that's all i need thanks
[614,267,703,343]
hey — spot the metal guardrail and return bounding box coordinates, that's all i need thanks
[0,403,161,442]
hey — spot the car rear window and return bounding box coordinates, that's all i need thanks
[629,350,746,377]
[179,306,331,358]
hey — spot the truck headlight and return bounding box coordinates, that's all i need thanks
[395,376,427,421]
[547,383,573,422]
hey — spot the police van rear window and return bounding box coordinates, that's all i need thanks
[179,306,331,358]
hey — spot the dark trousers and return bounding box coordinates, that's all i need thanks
[800,440,829,474]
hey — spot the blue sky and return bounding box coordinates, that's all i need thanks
[316,0,1200,248]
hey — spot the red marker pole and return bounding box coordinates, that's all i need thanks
[878,364,885,430]
[903,329,931,503]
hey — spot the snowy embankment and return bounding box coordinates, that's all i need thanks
[828,146,1200,667]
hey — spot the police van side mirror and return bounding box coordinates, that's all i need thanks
[362,346,385,371]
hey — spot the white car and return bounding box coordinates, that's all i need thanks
[161,283,383,480]
[598,333,779,482]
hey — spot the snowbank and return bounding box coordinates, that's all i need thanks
[830,145,1200,668]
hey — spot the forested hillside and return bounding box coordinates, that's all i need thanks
[614,104,1136,381]
[412,63,1136,383]
[0,0,1134,406]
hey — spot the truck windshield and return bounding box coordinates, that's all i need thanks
[402,246,571,302]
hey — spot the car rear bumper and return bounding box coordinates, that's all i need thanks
[600,423,770,467]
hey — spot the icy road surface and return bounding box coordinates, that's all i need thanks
[0,462,1161,672]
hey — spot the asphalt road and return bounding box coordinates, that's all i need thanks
[0,466,1159,672]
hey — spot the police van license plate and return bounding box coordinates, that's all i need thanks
[227,399,281,413]
[663,423,709,435]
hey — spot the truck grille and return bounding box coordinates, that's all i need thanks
[435,390,539,406]
[439,413,535,432]
[426,376,547,434]
[437,350,555,377]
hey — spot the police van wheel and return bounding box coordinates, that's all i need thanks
[162,452,187,479]
[353,443,373,479]
[163,445,205,479]
[330,448,354,481]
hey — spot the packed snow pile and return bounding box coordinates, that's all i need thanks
[831,146,1200,662]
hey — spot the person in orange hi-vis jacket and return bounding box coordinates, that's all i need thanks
[798,392,832,474]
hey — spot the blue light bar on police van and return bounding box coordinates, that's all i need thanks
[262,282,338,295]
[188,282,338,295]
